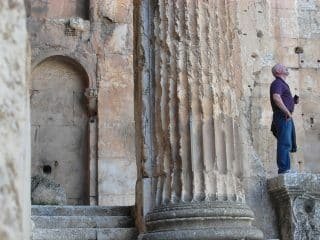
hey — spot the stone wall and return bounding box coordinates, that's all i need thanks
[25,0,89,19]
[31,57,90,205]
[27,0,136,206]
[296,0,320,173]
[237,0,320,238]
[0,0,30,239]
[94,0,136,206]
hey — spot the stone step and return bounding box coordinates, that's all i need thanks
[32,205,132,216]
[32,228,138,240]
[98,228,138,240]
[32,215,134,229]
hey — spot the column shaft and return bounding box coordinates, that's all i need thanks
[138,1,263,239]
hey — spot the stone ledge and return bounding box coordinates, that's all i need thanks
[268,173,320,191]
[267,173,320,240]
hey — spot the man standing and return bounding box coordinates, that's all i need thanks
[270,63,299,174]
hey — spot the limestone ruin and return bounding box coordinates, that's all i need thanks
[1,0,320,239]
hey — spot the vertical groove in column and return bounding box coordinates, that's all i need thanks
[225,115,236,199]
[230,118,237,199]
[218,0,228,80]
[218,3,228,179]
[210,0,219,196]
[213,1,227,181]
[177,0,192,202]
[153,4,163,207]
[221,128,228,176]
[225,115,234,174]
[199,0,215,200]
[225,0,234,72]
[159,0,171,205]
[136,0,153,208]
[208,1,219,200]
[186,0,205,202]
[224,0,238,201]
[233,122,243,178]
[168,0,181,203]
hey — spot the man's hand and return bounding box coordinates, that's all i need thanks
[273,93,292,119]
[286,112,292,120]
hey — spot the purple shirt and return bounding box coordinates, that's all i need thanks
[270,77,294,113]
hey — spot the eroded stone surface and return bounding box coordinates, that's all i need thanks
[31,175,67,205]
[268,174,320,240]
[27,0,136,206]
[0,0,30,239]
[25,0,89,19]
[31,57,89,205]
[135,1,263,239]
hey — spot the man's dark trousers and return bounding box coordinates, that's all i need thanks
[272,112,294,174]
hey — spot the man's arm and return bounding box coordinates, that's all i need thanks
[272,93,292,118]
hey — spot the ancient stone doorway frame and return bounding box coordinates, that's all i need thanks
[31,54,98,205]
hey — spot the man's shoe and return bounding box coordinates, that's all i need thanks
[278,170,290,174]
[278,169,298,174]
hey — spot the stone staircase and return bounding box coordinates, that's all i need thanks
[31,205,138,240]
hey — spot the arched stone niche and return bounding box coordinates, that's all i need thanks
[25,0,89,19]
[30,55,97,205]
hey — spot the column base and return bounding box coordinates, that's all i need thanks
[139,201,263,240]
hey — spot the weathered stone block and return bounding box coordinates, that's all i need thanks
[100,70,133,89]
[98,158,136,206]
[31,89,74,125]
[104,24,130,54]
[278,14,299,38]
[270,0,296,9]
[98,85,134,122]
[32,175,67,205]
[268,173,320,240]
[297,0,317,11]
[298,39,320,68]
[99,194,136,206]
[105,54,133,74]
[28,0,89,19]
[99,0,132,23]
[98,122,135,159]
[278,38,299,68]
[32,125,87,204]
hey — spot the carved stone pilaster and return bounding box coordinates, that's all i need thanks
[268,174,320,240]
[136,0,263,239]
[85,87,98,205]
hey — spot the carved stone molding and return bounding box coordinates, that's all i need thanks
[268,174,320,240]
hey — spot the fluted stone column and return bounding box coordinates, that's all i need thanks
[135,1,263,239]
